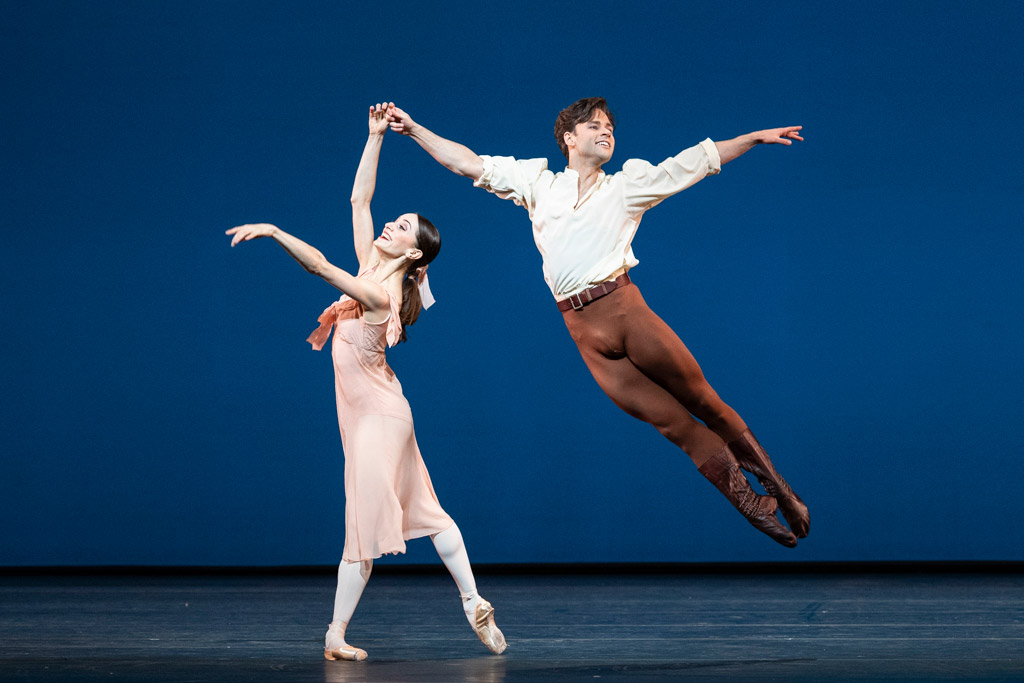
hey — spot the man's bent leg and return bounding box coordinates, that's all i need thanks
[617,289,748,442]
[561,290,724,464]
[562,296,797,546]
[573,340,725,466]
[616,289,809,538]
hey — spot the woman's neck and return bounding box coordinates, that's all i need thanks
[366,253,408,287]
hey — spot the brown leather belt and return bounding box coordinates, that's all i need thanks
[556,273,632,312]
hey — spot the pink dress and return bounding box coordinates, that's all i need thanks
[307,285,453,562]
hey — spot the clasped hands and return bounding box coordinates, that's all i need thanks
[366,102,417,136]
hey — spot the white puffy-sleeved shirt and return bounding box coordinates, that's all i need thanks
[473,138,721,299]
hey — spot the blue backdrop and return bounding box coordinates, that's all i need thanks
[2,0,1022,566]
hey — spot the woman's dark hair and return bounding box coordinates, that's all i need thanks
[553,97,616,160]
[398,213,441,343]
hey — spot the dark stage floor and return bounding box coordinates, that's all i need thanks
[1,568,1022,682]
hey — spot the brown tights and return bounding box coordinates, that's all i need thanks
[562,284,747,467]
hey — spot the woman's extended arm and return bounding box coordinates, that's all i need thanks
[227,223,389,312]
[350,103,391,268]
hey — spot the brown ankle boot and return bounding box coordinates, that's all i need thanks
[728,430,809,538]
[698,447,797,548]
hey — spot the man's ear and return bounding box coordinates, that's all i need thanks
[564,130,575,150]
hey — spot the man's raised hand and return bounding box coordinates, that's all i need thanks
[386,104,417,136]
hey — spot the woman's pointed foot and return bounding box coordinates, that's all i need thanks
[472,599,507,654]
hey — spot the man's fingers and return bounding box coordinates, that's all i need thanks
[230,228,254,246]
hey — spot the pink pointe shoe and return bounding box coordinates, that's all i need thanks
[324,644,367,662]
[472,599,507,655]
[324,623,367,661]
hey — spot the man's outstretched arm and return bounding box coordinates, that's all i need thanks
[715,126,804,165]
[387,105,484,179]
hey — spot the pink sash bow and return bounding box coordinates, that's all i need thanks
[306,298,361,351]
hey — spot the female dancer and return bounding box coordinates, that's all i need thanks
[226,103,506,661]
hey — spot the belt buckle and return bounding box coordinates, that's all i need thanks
[569,288,593,311]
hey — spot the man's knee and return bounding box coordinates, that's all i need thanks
[675,380,720,414]
[651,417,695,449]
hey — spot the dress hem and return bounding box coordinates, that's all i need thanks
[341,520,453,563]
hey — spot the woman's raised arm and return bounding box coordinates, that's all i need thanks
[350,103,391,269]
[227,223,389,313]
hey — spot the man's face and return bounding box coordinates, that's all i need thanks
[566,109,615,163]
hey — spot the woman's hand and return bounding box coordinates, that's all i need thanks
[386,104,418,136]
[369,102,392,136]
[226,223,278,247]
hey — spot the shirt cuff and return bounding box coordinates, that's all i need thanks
[699,138,721,175]
[473,154,496,189]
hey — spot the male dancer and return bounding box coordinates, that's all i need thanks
[388,98,808,547]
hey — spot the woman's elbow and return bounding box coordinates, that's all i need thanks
[306,253,329,277]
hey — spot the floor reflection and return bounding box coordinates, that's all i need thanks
[323,655,507,683]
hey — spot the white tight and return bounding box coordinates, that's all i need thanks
[331,558,373,629]
[330,522,480,638]
[431,523,479,604]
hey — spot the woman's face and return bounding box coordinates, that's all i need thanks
[375,212,421,260]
